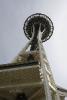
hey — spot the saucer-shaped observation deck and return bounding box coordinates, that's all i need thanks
[23,13,54,42]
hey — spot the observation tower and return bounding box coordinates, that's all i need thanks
[0,13,67,100]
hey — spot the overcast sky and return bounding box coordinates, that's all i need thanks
[0,0,67,97]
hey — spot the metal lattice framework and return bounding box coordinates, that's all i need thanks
[23,13,54,42]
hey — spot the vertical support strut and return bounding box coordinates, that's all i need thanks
[37,24,60,100]
[38,25,52,100]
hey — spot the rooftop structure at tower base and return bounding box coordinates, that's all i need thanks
[0,51,66,100]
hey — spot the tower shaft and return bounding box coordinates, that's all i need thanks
[12,28,60,100]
